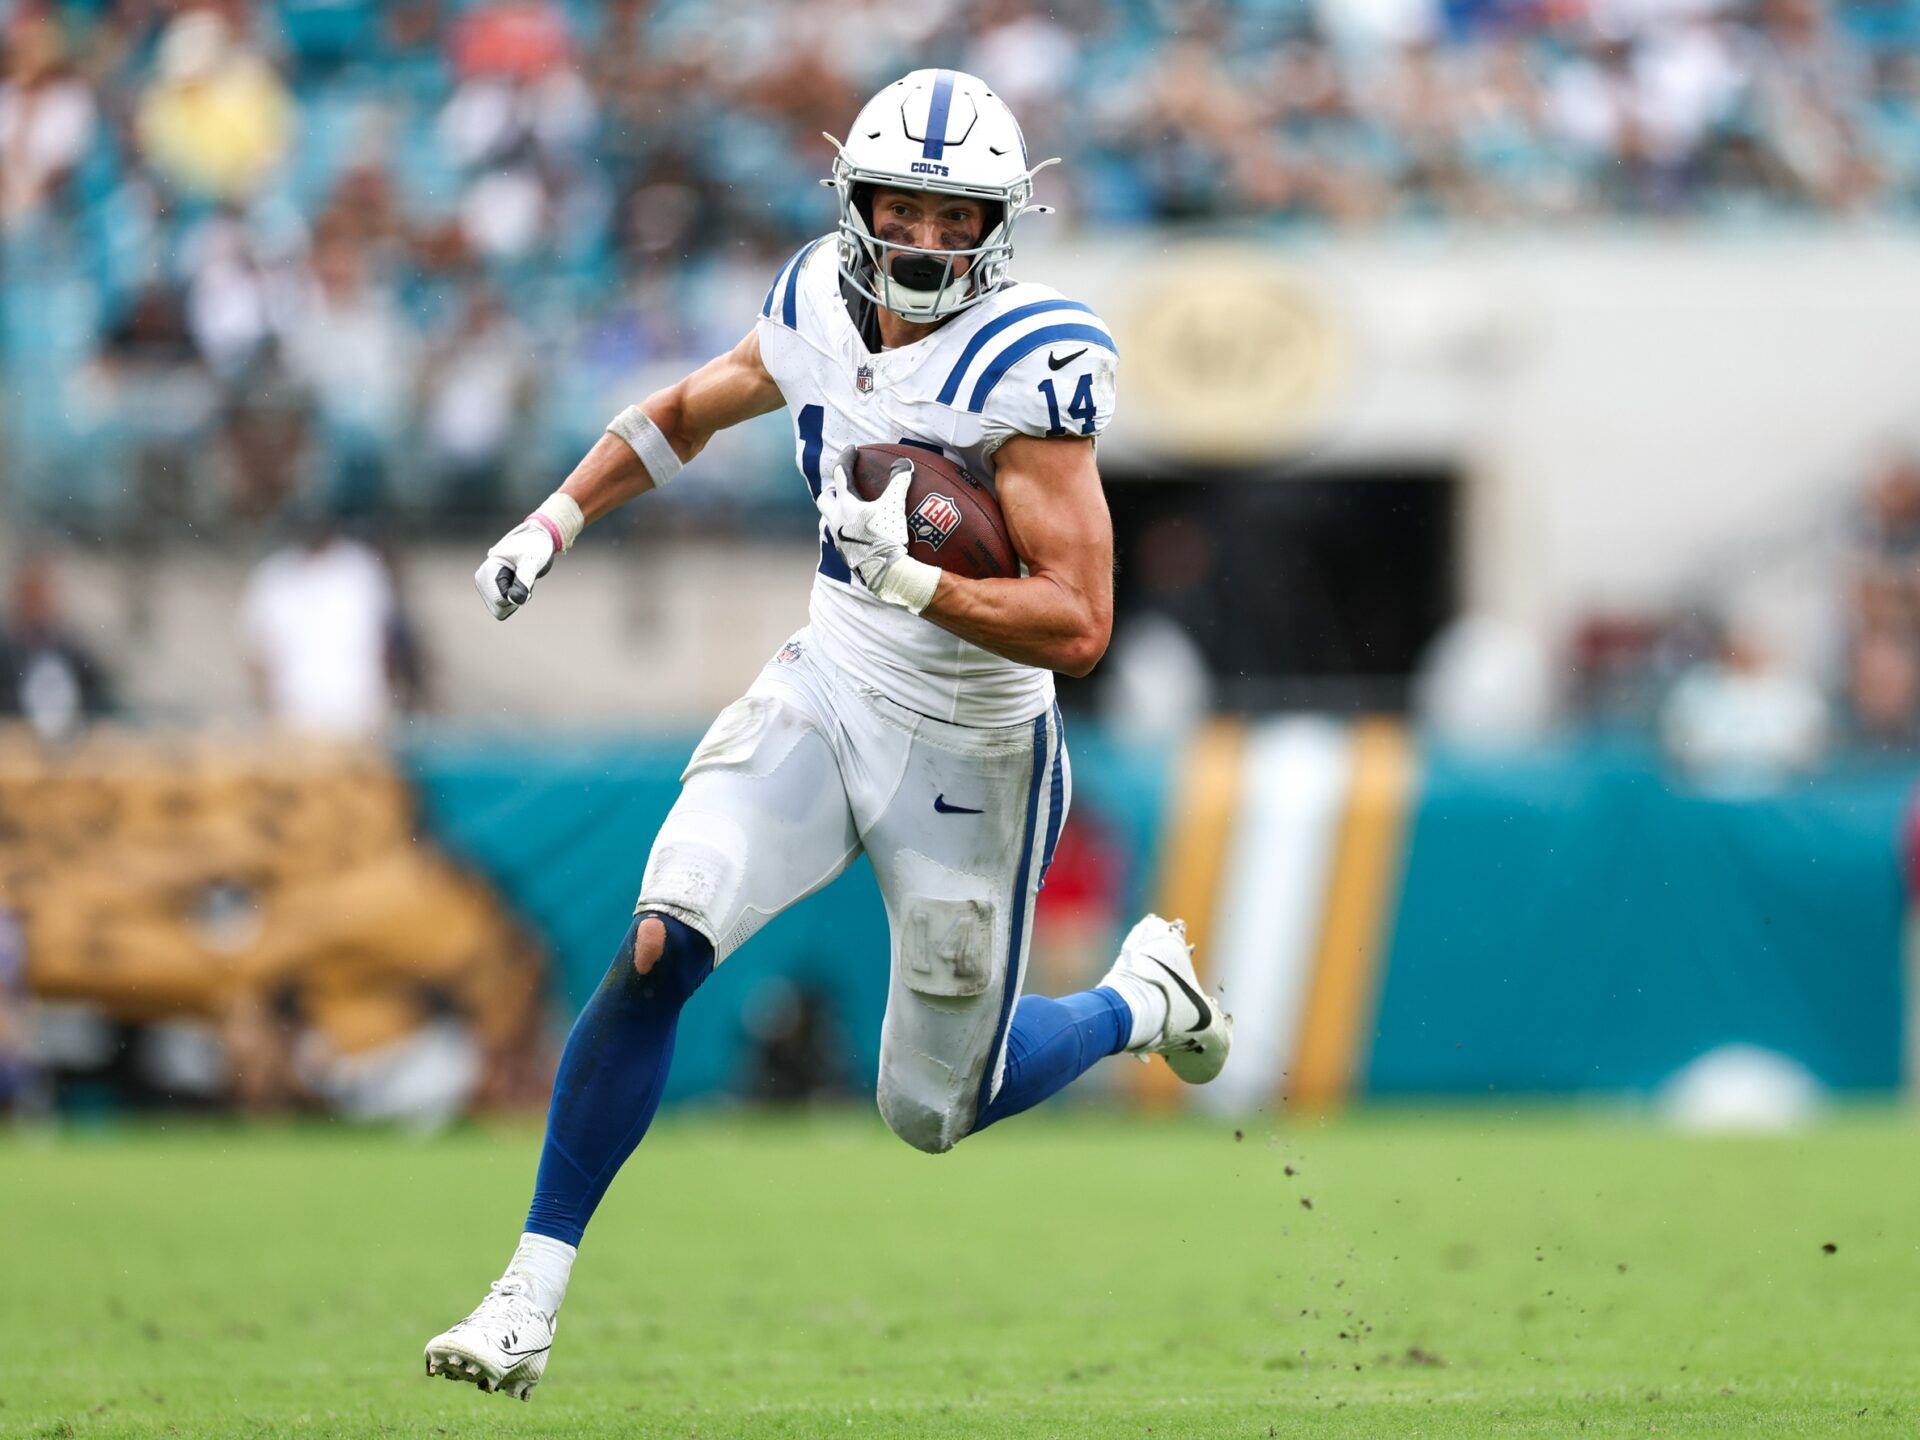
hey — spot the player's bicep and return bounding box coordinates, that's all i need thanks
[993,434,1113,601]
[649,329,784,458]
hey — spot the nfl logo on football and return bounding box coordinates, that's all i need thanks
[855,364,875,394]
[909,492,962,550]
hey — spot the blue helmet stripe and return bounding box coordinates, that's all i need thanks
[763,240,814,320]
[967,323,1116,413]
[936,300,1097,405]
[781,239,822,328]
[922,70,956,160]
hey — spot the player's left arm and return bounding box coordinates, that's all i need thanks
[919,434,1114,677]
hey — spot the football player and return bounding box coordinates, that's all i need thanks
[425,70,1231,1399]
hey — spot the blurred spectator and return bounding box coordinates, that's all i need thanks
[1846,449,1920,744]
[86,280,221,521]
[0,557,113,743]
[1748,0,1881,210]
[184,211,298,383]
[136,10,294,203]
[0,908,38,1117]
[6,0,1920,536]
[1100,516,1215,741]
[1029,809,1127,1001]
[239,524,401,737]
[449,1,573,82]
[1661,623,1828,789]
[283,226,416,514]
[421,284,535,517]
[0,11,97,231]
[1414,613,1555,749]
[744,978,852,1104]
[220,984,316,1115]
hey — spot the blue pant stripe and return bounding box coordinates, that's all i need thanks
[1039,704,1066,887]
[974,708,1052,1120]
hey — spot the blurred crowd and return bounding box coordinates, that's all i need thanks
[3,0,1920,533]
[1558,444,1920,782]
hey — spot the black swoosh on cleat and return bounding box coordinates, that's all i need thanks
[500,1343,550,1360]
[933,794,984,814]
[1151,957,1213,1033]
[1047,348,1089,370]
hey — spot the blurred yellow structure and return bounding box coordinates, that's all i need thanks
[0,727,540,1064]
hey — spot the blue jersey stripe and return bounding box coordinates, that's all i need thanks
[762,240,812,319]
[923,70,955,160]
[816,524,851,583]
[974,709,1052,1123]
[935,300,1097,406]
[797,403,850,581]
[797,403,825,497]
[781,239,821,329]
[966,323,1117,413]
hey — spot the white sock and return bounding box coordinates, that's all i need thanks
[1101,972,1170,1049]
[505,1232,577,1316]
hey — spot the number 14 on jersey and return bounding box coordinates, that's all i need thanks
[1038,374,1098,436]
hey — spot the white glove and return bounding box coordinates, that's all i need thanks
[816,452,941,615]
[474,517,558,621]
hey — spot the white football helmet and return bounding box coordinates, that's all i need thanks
[824,69,1057,324]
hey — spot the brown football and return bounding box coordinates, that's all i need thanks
[840,443,1018,581]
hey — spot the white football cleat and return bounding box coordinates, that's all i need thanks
[1104,914,1232,1084]
[423,1279,556,1401]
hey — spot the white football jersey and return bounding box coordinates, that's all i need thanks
[754,236,1119,727]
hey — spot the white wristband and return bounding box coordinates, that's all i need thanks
[885,556,941,616]
[606,404,683,488]
[533,492,585,552]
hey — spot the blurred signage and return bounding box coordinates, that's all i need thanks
[1117,248,1347,464]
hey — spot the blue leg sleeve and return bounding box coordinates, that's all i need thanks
[971,987,1131,1134]
[523,913,714,1246]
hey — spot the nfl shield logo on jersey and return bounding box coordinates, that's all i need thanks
[909,492,963,550]
[855,363,875,394]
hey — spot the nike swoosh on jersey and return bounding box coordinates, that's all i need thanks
[1046,348,1089,370]
[933,794,985,814]
[1151,957,1213,1033]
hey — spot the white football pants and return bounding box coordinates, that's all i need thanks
[636,628,1068,1152]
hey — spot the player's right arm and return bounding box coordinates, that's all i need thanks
[475,329,784,619]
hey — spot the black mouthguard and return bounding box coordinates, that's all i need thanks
[888,253,949,291]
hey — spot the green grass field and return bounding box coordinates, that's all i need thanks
[4,1108,1915,1438]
